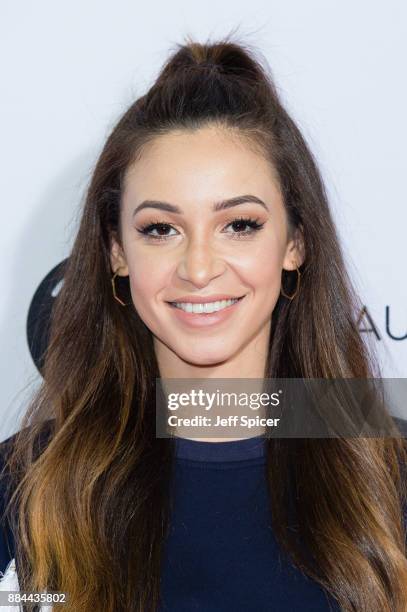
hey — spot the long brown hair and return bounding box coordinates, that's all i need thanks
[3,33,407,611]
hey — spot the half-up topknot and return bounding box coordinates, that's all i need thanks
[162,35,269,80]
[139,34,279,125]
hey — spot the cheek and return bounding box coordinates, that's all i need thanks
[127,254,169,307]
[129,268,156,301]
[237,239,283,291]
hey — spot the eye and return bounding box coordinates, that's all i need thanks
[222,216,265,239]
[136,221,178,242]
[136,216,266,242]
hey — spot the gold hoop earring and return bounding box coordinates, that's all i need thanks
[280,265,301,300]
[111,270,129,306]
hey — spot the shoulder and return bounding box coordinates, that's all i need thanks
[0,417,56,480]
[0,419,55,576]
[0,419,55,465]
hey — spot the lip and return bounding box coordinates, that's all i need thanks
[166,295,246,328]
[166,294,245,304]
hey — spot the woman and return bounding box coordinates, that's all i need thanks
[1,35,407,611]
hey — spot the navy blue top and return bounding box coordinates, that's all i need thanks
[158,435,339,611]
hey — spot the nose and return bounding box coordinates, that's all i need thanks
[176,238,226,287]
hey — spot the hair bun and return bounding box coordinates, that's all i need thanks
[157,36,267,85]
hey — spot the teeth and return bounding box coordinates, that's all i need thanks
[172,298,239,313]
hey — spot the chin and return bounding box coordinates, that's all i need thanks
[177,348,234,367]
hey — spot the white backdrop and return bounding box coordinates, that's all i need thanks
[1,1,406,441]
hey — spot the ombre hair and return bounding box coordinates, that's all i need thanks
[3,33,407,611]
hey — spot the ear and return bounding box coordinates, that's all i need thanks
[282,224,305,271]
[109,232,129,276]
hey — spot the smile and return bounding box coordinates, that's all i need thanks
[165,295,246,328]
[169,297,242,314]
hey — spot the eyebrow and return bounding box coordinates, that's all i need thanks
[132,195,269,218]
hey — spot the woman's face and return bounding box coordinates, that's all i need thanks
[110,125,303,369]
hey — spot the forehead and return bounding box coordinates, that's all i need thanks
[122,125,282,207]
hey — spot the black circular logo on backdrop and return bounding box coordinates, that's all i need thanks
[26,259,68,375]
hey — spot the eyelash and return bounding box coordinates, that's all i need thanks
[136,216,266,242]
